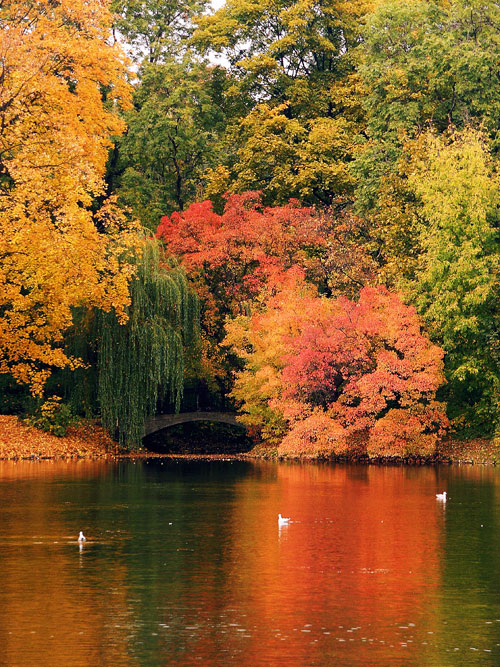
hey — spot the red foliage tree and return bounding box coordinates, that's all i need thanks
[156,191,327,304]
[156,192,329,394]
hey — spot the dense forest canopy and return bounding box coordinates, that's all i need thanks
[0,0,498,453]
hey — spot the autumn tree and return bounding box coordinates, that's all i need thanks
[156,192,333,398]
[0,0,137,395]
[226,278,447,457]
[156,192,335,312]
[224,272,326,443]
[319,206,377,298]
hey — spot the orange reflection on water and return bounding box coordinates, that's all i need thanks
[204,463,445,665]
[0,459,114,482]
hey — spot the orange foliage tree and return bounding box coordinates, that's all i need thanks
[226,277,447,457]
[0,0,136,394]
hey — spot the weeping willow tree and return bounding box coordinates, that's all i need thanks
[96,239,199,449]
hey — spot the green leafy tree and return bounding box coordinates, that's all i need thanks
[218,103,357,206]
[194,0,369,206]
[112,0,207,63]
[96,240,199,448]
[116,58,227,227]
[356,0,500,210]
[194,0,371,117]
[407,129,500,433]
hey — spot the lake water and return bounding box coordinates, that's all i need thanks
[1,459,500,665]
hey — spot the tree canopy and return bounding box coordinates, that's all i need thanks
[116,59,228,226]
[112,0,208,63]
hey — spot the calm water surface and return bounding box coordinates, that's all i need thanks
[1,459,500,665]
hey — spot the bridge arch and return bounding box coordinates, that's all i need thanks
[143,411,244,437]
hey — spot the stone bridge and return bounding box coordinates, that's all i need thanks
[143,411,243,437]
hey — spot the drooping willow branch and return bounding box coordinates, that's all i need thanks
[96,239,199,449]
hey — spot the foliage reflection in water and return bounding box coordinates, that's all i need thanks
[0,460,500,665]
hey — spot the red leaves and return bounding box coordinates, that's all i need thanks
[156,192,329,391]
[279,412,350,457]
[156,192,324,308]
[158,193,449,458]
[280,286,448,456]
[157,200,223,267]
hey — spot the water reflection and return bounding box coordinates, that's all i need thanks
[0,460,500,665]
[215,464,442,665]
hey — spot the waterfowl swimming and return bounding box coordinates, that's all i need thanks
[78,531,86,542]
[436,491,447,502]
[278,514,290,526]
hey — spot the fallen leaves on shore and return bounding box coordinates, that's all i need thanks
[0,416,116,460]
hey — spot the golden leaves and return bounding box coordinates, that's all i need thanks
[0,0,136,393]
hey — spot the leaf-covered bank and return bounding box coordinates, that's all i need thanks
[0,417,116,460]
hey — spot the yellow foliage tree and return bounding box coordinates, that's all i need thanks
[0,0,136,394]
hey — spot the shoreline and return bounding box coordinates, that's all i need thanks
[0,415,115,461]
[0,415,496,466]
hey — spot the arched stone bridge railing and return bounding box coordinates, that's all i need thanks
[143,412,243,437]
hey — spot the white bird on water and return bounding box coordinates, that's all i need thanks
[436,491,447,502]
[278,514,290,526]
[78,531,86,542]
